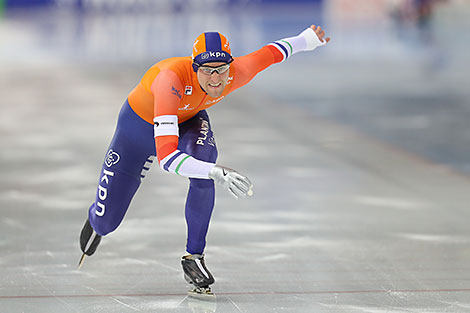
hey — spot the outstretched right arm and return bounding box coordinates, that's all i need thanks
[231,25,330,91]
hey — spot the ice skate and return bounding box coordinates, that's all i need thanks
[78,219,102,269]
[181,254,216,299]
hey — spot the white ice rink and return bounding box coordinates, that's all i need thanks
[1,2,470,312]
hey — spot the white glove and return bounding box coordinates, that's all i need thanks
[270,26,328,62]
[209,165,253,199]
[299,27,327,51]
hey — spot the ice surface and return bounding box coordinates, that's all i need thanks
[1,3,470,312]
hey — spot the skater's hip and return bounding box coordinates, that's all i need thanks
[114,100,155,145]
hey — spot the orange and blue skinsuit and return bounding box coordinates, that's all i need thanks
[88,44,285,254]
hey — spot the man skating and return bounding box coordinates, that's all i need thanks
[79,24,330,297]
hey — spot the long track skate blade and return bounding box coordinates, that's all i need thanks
[188,288,216,300]
[77,253,86,270]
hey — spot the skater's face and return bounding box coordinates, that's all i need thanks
[196,62,230,98]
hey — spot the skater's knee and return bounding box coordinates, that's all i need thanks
[92,221,117,236]
[89,204,123,236]
[89,216,118,236]
[181,134,218,164]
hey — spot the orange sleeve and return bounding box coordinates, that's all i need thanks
[231,45,283,91]
[151,69,184,163]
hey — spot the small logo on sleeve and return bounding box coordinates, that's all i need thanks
[179,104,193,111]
[105,149,120,167]
[171,86,182,99]
[155,121,175,126]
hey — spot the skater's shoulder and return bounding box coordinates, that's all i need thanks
[140,57,194,87]
[156,56,193,73]
[147,57,194,83]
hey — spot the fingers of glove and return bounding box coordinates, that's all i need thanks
[234,175,253,197]
[233,179,250,194]
[228,184,240,199]
[247,184,254,196]
[231,172,252,190]
[229,171,244,181]
[229,182,247,199]
[235,181,253,195]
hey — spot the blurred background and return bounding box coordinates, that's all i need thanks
[1,0,470,312]
[1,0,469,171]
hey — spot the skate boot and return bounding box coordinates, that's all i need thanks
[78,219,102,269]
[181,254,215,299]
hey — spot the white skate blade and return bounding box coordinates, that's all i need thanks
[188,287,216,300]
[77,253,86,270]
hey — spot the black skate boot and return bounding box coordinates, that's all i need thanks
[181,254,215,299]
[78,219,101,269]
